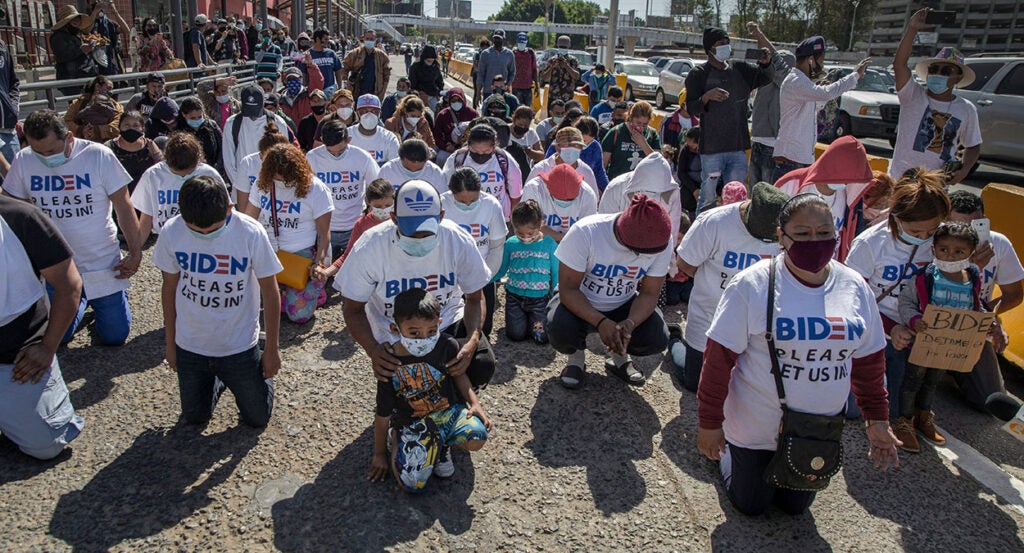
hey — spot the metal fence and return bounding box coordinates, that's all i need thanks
[19,60,267,115]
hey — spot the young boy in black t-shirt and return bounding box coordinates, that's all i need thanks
[369,288,491,492]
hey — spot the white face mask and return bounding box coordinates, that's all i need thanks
[360,112,379,130]
[933,257,972,273]
[400,332,440,357]
[371,205,392,220]
[519,232,542,244]
[338,106,353,119]
[827,183,847,191]
[714,44,732,61]
[216,94,231,104]
[406,116,421,126]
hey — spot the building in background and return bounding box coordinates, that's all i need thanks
[865,0,1024,57]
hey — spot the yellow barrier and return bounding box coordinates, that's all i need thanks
[447,59,473,87]
[981,183,1024,368]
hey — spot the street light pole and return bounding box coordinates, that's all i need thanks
[848,0,860,51]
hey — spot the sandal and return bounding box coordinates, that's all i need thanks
[606,358,645,386]
[560,364,585,389]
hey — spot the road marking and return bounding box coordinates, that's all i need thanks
[934,424,1024,516]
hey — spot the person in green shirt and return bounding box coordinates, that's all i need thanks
[601,100,662,181]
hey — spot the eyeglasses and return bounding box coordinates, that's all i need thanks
[928,64,960,77]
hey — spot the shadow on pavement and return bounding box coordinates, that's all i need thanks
[60,327,165,411]
[0,438,74,486]
[526,376,661,515]
[272,426,477,552]
[48,424,261,552]
[488,333,557,385]
[844,429,1024,551]
[709,489,832,553]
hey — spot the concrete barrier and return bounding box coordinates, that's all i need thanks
[981,183,1024,368]
[448,59,473,87]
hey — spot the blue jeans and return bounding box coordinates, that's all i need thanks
[672,342,706,393]
[698,150,748,213]
[176,345,274,427]
[884,340,908,421]
[747,141,777,186]
[504,291,549,342]
[0,358,84,460]
[48,284,131,346]
[772,160,808,184]
[330,229,352,260]
[0,129,17,167]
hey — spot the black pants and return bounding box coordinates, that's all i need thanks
[899,363,942,419]
[546,293,669,357]
[678,342,705,393]
[724,443,817,516]
[482,282,496,338]
[444,318,496,388]
[513,88,533,109]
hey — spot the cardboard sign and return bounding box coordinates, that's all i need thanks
[1002,404,1024,443]
[909,305,994,372]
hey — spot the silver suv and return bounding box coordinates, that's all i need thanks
[959,55,1024,166]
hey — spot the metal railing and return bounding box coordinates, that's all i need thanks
[19,61,268,114]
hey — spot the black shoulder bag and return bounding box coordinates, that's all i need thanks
[762,256,846,491]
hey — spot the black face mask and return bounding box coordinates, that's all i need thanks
[492,38,503,48]
[120,128,143,142]
[311,105,326,115]
[513,125,528,135]
[469,151,492,164]
[492,87,505,95]
[298,40,311,49]
[67,25,80,35]
[145,26,158,36]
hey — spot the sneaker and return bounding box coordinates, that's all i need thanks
[893,417,920,453]
[434,446,454,478]
[915,410,946,446]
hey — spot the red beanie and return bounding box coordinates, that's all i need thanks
[614,194,672,253]
[540,163,583,201]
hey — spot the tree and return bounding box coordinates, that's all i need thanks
[491,0,604,49]
[689,0,715,30]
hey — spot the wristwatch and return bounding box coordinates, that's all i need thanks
[864,419,889,429]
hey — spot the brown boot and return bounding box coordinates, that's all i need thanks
[893,417,920,453]
[915,410,947,446]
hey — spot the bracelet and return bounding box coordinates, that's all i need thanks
[864,419,889,429]
[624,318,636,329]
[595,316,609,330]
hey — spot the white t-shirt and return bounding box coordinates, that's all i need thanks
[347,125,401,166]
[442,149,524,221]
[774,68,859,165]
[334,220,493,343]
[440,191,507,275]
[520,176,598,235]
[980,231,1024,304]
[377,159,448,194]
[677,203,781,351]
[221,113,291,186]
[0,214,44,326]
[305,145,380,231]
[556,213,673,312]
[526,156,600,198]
[890,81,983,179]
[235,152,263,197]
[132,162,225,233]
[845,220,933,323]
[509,128,540,149]
[152,213,282,357]
[708,257,887,450]
[247,178,334,253]
[5,139,132,298]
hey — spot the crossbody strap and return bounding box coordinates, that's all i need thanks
[766,255,787,407]
[875,244,919,303]
[268,184,281,245]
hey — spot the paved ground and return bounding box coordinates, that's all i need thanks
[3,56,1024,552]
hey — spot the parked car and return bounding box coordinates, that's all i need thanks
[816,66,900,145]
[648,56,671,71]
[959,55,1024,166]
[655,58,697,108]
[538,49,596,85]
[612,59,660,102]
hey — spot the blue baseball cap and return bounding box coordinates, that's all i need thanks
[517,32,528,43]
[394,180,441,235]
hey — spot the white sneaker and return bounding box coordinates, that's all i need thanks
[434,446,454,478]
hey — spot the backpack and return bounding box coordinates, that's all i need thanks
[453,148,510,188]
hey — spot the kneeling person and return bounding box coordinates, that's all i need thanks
[369,288,491,492]
[153,176,283,427]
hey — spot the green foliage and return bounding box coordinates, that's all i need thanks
[491,0,605,49]
[727,0,879,50]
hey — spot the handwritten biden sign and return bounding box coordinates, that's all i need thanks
[909,306,995,372]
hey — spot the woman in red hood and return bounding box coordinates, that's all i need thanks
[774,136,887,261]
[433,88,479,165]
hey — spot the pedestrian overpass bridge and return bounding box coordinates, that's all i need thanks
[365,14,797,52]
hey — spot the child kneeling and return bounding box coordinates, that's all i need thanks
[369,288,492,492]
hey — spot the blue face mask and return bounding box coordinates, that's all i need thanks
[285,79,302,97]
[559,147,581,165]
[188,217,230,241]
[400,332,440,357]
[397,234,438,257]
[926,75,950,95]
[897,221,930,246]
[187,117,205,129]
[455,198,480,212]
[35,150,68,168]
[365,40,377,50]
[552,197,575,208]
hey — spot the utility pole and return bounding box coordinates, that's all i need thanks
[543,0,553,50]
[848,0,861,51]
[171,0,184,58]
[606,0,618,71]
